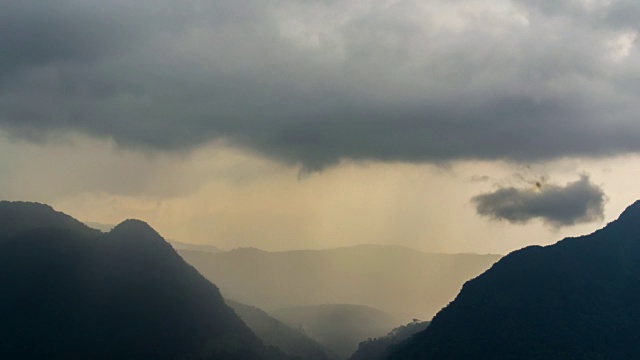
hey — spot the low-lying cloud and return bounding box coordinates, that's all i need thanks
[472,175,606,227]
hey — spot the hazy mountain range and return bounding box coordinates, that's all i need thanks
[179,245,500,319]
[83,221,500,320]
[80,215,499,359]
[270,304,405,359]
[225,299,337,360]
[170,239,223,254]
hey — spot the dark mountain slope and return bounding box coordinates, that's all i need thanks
[349,320,429,360]
[226,299,337,360]
[0,200,100,239]
[0,202,289,360]
[388,200,640,360]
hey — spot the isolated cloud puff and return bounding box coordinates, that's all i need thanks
[471,175,606,227]
[2,0,640,169]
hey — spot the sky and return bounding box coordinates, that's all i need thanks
[2,0,640,254]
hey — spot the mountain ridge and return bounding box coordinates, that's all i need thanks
[179,245,500,317]
[226,299,337,360]
[271,303,405,359]
[0,200,100,239]
[387,199,640,359]
[225,243,501,257]
[0,201,291,360]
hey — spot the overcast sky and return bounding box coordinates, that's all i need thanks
[2,0,640,254]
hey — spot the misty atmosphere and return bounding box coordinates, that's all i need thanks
[3,0,640,359]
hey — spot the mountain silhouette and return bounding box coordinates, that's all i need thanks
[349,319,429,360]
[0,201,290,360]
[83,220,223,253]
[0,201,100,239]
[388,200,640,359]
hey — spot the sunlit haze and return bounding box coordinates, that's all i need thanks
[0,132,638,254]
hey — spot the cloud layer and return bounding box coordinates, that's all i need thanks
[472,175,606,227]
[2,0,640,169]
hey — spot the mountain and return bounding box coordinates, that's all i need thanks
[349,320,429,360]
[84,221,115,232]
[179,245,500,319]
[388,200,640,360]
[270,304,406,359]
[226,299,337,360]
[0,201,100,239]
[0,201,290,360]
[83,222,222,253]
[171,239,223,253]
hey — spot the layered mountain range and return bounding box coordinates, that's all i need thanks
[179,244,500,319]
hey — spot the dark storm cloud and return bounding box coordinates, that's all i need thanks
[2,0,640,169]
[471,175,606,227]
[512,0,640,30]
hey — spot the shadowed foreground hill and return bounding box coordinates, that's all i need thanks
[388,200,640,360]
[0,201,101,239]
[0,201,289,360]
[180,245,500,318]
[349,320,429,360]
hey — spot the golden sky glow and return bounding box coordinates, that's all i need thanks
[3,130,638,255]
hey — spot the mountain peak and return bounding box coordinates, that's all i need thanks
[616,199,640,223]
[110,219,160,238]
[593,199,640,237]
[107,219,175,255]
[0,200,98,239]
[388,199,640,359]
